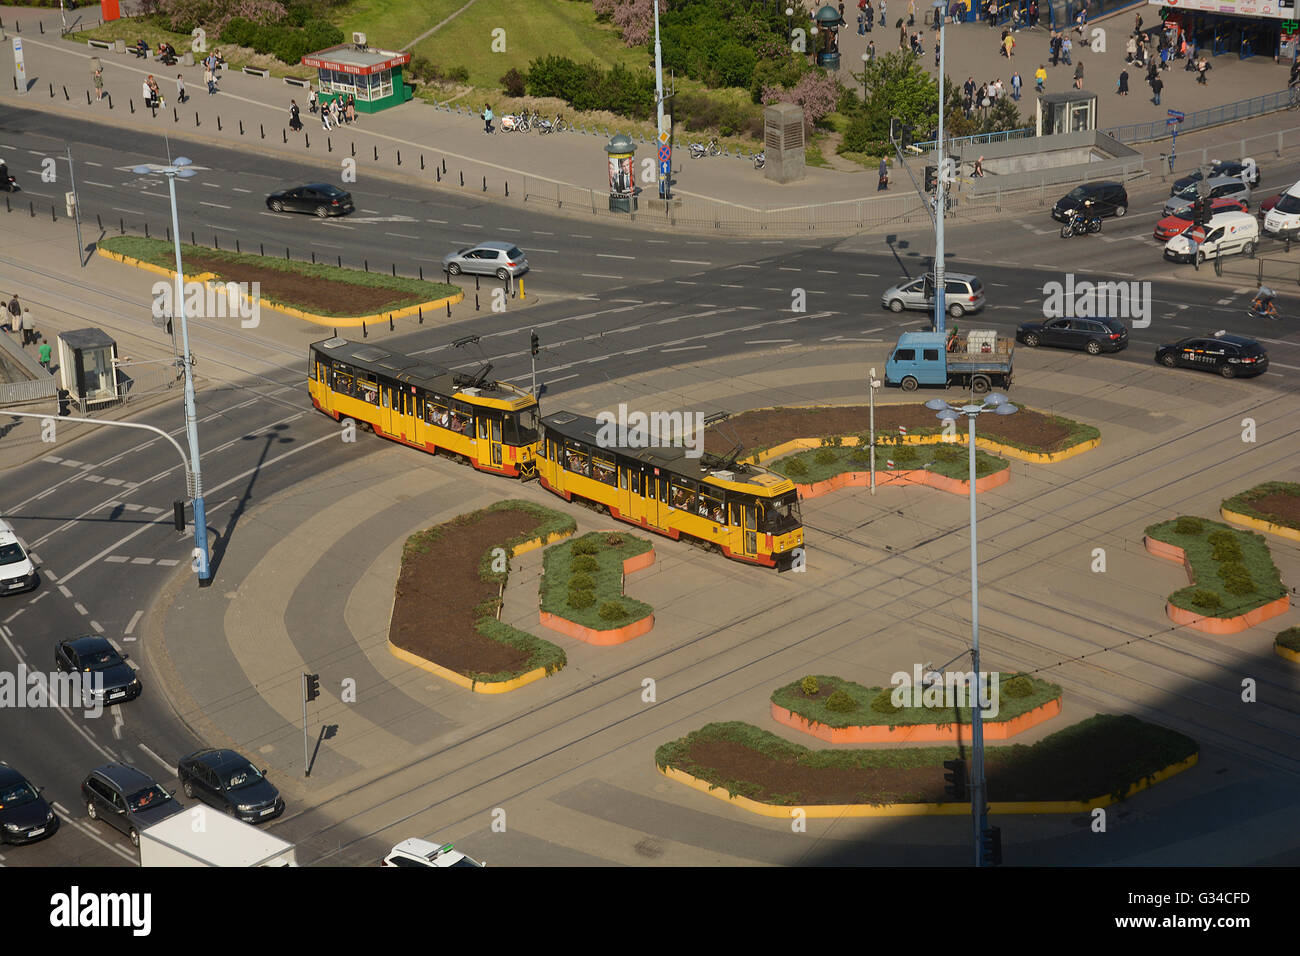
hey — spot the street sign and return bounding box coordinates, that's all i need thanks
[659,159,670,177]
[12,38,25,94]
[658,130,670,145]
[658,144,671,163]
[1167,109,1185,119]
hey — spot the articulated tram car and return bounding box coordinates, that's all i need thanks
[535,411,804,569]
[308,337,540,478]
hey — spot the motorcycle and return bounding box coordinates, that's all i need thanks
[689,139,720,158]
[1060,210,1101,238]
[754,151,765,170]
[0,174,17,192]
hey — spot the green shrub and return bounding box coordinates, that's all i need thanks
[606,533,624,547]
[813,448,836,465]
[850,447,871,464]
[826,689,858,713]
[567,588,595,609]
[800,675,820,697]
[784,457,808,477]
[1219,562,1255,596]
[569,572,596,592]
[931,442,964,464]
[892,445,918,466]
[1189,588,1222,612]
[1174,516,1205,536]
[1002,676,1033,698]
[1211,537,1244,562]
[869,689,900,714]
[571,555,598,573]
[1278,627,1300,652]
[1207,529,1236,547]
[598,601,628,621]
[571,538,599,556]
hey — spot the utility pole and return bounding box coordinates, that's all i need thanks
[933,3,947,334]
[654,0,670,199]
[66,147,84,268]
[530,329,539,397]
[868,367,877,494]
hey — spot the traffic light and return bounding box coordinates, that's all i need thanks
[924,164,938,192]
[530,331,539,357]
[304,673,320,703]
[982,825,1002,865]
[943,758,967,800]
[173,500,185,532]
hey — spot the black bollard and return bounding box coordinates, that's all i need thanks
[260,123,265,139]
[397,150,401,166]
[446,299,451,317]
[130,99,134,113]
[475,293,480,311]
[418,266,423,281]
[420,154,424,169]
[442,158,447,173]
[388,314,394,331]
[327,137,331,152]
[362,321,368,339]
[436,167,441,182]
[235,239,240,253]
[391,263,396,276]
[506,181,509,197]
[86,90,90,104]
[63,86,68,100]
[144,222,148,237]
[475,275,480,291]
[239,120,244,135]
[260,243,264,256]
[460,171,464,187]
[351,142,355,157]
[49,83,53,97]
[364,259,369,272]
[286,248,290,260]
[311,251,315,263]
[305,133,310,148]
[96,214,101,229]
[217,116,222,131]
[173,107,178,122]
[107,93,112,109]
[337,255,341,268]
[120,218,125,234]
[166,226,171,241]
[483,176,487,192]
[373,145,378,160]
[418,307,423,324]
[51,205,56,222]
[283,129,287,143]
[195,112,199,127]
[191,231,195,245]
[213,234,218,249]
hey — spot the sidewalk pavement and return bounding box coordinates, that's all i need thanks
[1,2,1294,219]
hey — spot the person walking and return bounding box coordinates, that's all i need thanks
[1029,0,1037,27]
[878,156,889,190]
[1050,32,1060,66]
[1073,60,1084,88]
[1035,63,1046,92]
[93,66,104,102]
[867,39,876,60]
[308,88,318,114]
[1151,73,1163,105]
[1062,35,1072,65]
[7,295,21,337]
[908,0,915,25]
[935,39,941,67]
[973,155,985,177]
[143,76,156,115]
[321,99,333,130]
[289,99,303,132]
[1003,31,1014,57]
[482,103,495,133]
[1010,69,1022,100]
[38,338,51,371]
[1117,68,1129,95]
[176,73,187,104]
[20,307,33,347]
[204,65,216,94]
[1196,56,1209,84]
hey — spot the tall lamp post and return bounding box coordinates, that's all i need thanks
[924,392,1017,866]
[932,0,947,332]
[860,51,869,100]
[132,156,211,584]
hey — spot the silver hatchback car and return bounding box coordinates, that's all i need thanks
[441,241,529,280]
[881,272,985,318]
[1163,176,1252,216]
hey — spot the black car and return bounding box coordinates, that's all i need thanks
[55,635,141,705]
[265,183,354,218]
[0,763,58,845]
[1052,181,1129,222]
[177,749,284,823]
[82,765,184,847]
[1171,159,1260,193]
[1155,332,1268,378]
[1017,317,1129,354]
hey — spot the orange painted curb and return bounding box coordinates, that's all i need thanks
[770,696,1061,744]
[538,610,655,646]
[794,465,1011,500]
[1144,535,1292,634]
[1276,644,1300,664]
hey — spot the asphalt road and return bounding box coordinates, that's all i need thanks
[2,104,1299,866]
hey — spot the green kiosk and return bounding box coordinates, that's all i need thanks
[301,39,415,114]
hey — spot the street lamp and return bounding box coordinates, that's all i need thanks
[861,51,869,100]
[131,156,211,584]
[932,0,947,333]
[868,366,881,494]
[924,392,1017,866]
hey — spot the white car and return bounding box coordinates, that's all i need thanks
[1163,210,1259,264]
[1263,179,1300,239]
[0,519,38,595]
[381,838,485,867]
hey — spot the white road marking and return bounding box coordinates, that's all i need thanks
[581,273,623,279]
[90,621,104,634]
[671,259,712,265]
[58,585,72,598]
[125,610,143,635]
[662,345,706,352]
[597,253,635,259]
[112,709,124,740]
[104,556,129,564]
[746,338,795,344]
[139,744,173,773]
[2,609,22,624]
[199,201,231,209]
[544,373,580,385]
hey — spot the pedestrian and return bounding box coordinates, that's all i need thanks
[330,97,341,127]
[935,39,941,67]
[7,294,20,334]
[93,66,104,102]
[987,0,998,27]
[974,156,984,177]
[908,0,915,25]
[1029,0,1037,27]
[1117,68,1129,95]
[482,103,495,133]
[1197,57,1209,84]
[204,66,215,94]
[839,1,847,24]
[1010,69,1021,100]
[867,39,876,60]
[878,157,889,190]
[1035,63,1046,91]
[1151,73,1163,105]
[858,11,866,34]
[1050,33,1060,66]
[321,100,333,130]
[880,0,887,25]
[900,23,907,50]
[1073,61,1084,88]
[1125,35,1137,63]
[1075,9,1086,35]
[1062,35,1072,64]
[308,88,318,114]
[289,99,303,132]
[1003,32,1014,57]
[1134,11,1143,35]
[176,73,187,104]
[38,338,51,371]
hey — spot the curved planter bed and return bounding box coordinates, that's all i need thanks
[1144,535,1290,634]
[539,533,655,646]
[771,695,1061,744]
[793,465,1010,500]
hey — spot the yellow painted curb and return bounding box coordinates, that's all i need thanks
[658,752,1198,817]
[511,528,576,558]
[1220,507,1300,544]
[1276,644,1300,664]
[386,639,553,694]
[96,247,464,328]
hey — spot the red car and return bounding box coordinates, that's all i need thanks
[1257,193,1281,223]
[1153,197,1247,241]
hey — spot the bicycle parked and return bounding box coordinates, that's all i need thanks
[689,139,720,158]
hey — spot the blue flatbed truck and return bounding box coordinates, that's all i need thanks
[884,330,1014,393]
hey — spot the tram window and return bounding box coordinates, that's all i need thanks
[381,388,390,409]
[699,493,725,523]
[330,369,354,397]
[669,478,697,511]
[564,441,590,476]
[591,455,616,485]
[619,469,628,491]
[356,374,379,405]
[758,492,801,534]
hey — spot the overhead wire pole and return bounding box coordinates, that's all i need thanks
[65,147,84,268]
[654,0,670,199]
[0,413,191,474]
[933,2,947,334]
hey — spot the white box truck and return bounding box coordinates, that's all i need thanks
[139,808,296,866]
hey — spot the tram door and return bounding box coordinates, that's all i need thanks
[396,387,411,442]
[646,472,669,528]
[477,414,503,468]
[618,464,637,519]
[730,500,758,558]
[380,384,394,437]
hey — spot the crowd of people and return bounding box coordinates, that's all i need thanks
[5,294,51,371]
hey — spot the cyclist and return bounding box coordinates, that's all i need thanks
[1250,284,1278,318]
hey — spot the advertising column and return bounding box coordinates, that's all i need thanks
[606,134,637,213]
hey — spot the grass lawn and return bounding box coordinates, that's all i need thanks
[1145,517,1286,618]
[656,714,1198,805]
[330,0,465,51]
[409,0,642,91]
[540,531,652,631]
[772,441,1008,484]
[100,236,458,317]
[772,674,1061,729]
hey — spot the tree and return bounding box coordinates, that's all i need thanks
[839,52,937,156]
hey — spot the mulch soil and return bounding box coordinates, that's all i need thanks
[1243,491,1300,530]
[389,509,540,677]
[705,404,1075,457]
[183,253,428,315]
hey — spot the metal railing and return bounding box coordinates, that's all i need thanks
[1105,88,1293,145]
[911,128,1035,153]
[0,376,56,405]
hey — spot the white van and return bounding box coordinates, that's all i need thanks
[1263,179,1300,239]
[0,519,38,595]
[1163,210,1259,264]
